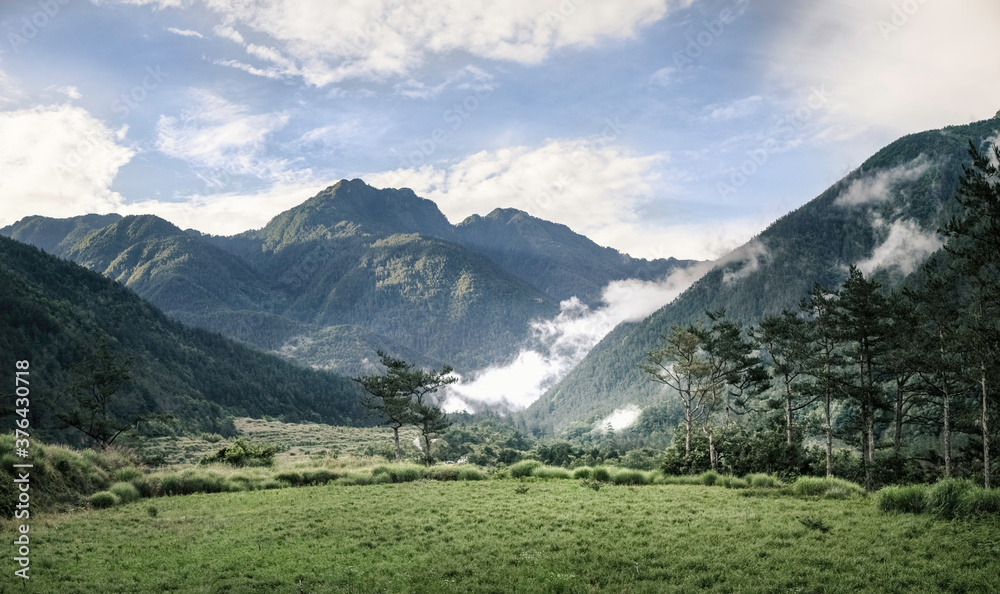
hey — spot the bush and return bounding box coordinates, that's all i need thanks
[877,485,928,514]
[533,466,572,480]
[927,479,976,520]
[388,466,426,483]
[573,467,592,480]
[591,467,611,482]
[509,460,542,478]
[622,449,657,471]
[720,476,749,489]
[274,471,305,486]
[199,438,275,467]
[88,491,118,509]
[456,467,485,481]
[108,482,140,504]
[302,469,337,485]
[792,477,864,499]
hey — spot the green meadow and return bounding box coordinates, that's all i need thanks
[6,480,999,593]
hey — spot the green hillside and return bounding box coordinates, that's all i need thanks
[526,118,1000,433]
[2,179,683,374]
[0,235,369,443]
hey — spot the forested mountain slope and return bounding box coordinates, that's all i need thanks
[0,235,369,443]
[526,118,1000,433]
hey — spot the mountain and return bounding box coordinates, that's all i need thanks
[0,235,368,442]
[525,118,1000,433]
[455,208,685,305]
[2,179,693,374]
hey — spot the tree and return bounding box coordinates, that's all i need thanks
[800,284,842,477]
[832,267,893,492]
[353,351,456,465]
[642,324,713,460]
[56,343,148,450]
[942,141,1000,488]
[698,310,769,470]
[753,310,816,446]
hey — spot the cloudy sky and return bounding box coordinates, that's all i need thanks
[1,0,997,260]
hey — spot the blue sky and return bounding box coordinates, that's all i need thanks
[1,0,998,260]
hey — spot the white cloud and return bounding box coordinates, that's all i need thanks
[721,238,767,284]
[369,137,668,250]
[103,0,683,85]
[649,66,676,86]
[834,155,931,207]
[155,89,290,177]
[166,27,204,38]
[598,405,641,433]
[856,219,943,276]
[213,24,245,44]
[705,95,763,121]
[121,180,329,234]
[0,104,134,227]
[444,265,708,410]
[765,0,1000,135]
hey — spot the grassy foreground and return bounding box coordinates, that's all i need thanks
[4,482,999,593]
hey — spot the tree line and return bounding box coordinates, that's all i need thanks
[643,142,999,491]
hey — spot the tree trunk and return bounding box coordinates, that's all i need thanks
[894,378,904,455]
[705,426,717,471]
[785,377,793,446]
[943,392,952,479]
[825,391,833,478]
[392,425,402,462]
[860,353,873,492]
[422,427,433,466]
[982,365,991,489]
[684,396,692,458]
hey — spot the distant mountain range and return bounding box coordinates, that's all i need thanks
[525,118,1000,433]
[3,180,692,376]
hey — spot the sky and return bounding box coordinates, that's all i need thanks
[1,0,998,261]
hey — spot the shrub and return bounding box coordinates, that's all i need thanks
[533,466,572,480]
[878,485,928,514]
[573,467,592,480]
[89,491,118,509]
[591,467,611,482]
[200,438,275,467]
[622,449,657,471]
[699,470,720,486]
[509,460,542,479]
[109,482,141,504]
[302,469,337,485]
[431,467,461,481]
[388,466,425,483]
[274,472,305,486]
[927,479,976,520]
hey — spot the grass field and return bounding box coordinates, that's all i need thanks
[6,481,999,593]
[138,418,422,465]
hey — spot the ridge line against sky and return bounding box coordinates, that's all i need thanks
[1,0,998,260]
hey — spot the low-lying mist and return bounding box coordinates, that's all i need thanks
[443,264,710,412]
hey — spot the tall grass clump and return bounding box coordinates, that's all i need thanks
[720,476,749,489]
[509,460,542,478]
[746,473,782,488]
[927,479,976,520]
[699,470,720,486]
[877,485,927,514]
[957,487,1000,518]
[88,491,118,509]
[792,477,865,499]
[610,468,649,486]
[591,467,611,482]
[108,482,141,504]
[573,467,592,480]
[532,466,572,480]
